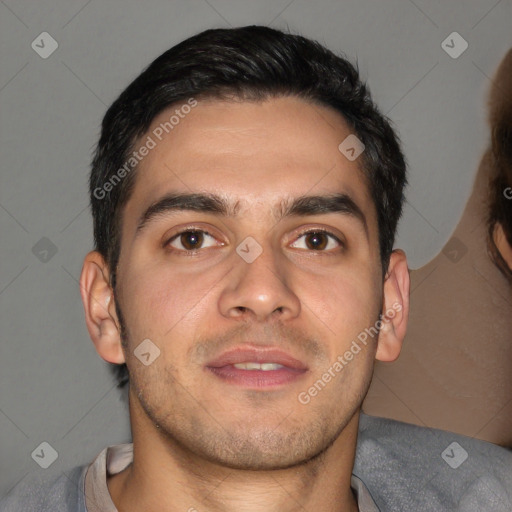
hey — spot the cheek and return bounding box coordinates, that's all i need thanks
[118,258,224,342]
[302,271,380,410]
[308,267,381,345]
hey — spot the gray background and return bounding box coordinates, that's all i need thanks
[0,0,510,497]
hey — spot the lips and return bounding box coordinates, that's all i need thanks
[205,345,309,389]
[206,345,308,371]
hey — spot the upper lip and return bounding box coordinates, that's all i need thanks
[206,345,309,370]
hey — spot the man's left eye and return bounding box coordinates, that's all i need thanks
[290,230,342,251]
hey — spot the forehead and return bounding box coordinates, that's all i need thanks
[123,96,375,227]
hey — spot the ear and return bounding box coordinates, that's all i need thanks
[493,222,512,271]
[79,251,125,364]
[375,249,410,362]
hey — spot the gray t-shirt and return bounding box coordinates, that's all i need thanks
[1,413,511,511]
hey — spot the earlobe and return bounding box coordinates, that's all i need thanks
[493,222,512,271]
[375,249,410,362]
[79,251,126,364]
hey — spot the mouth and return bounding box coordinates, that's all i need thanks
[205,345,309,389]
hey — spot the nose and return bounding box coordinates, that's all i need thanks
[218,240,301,323]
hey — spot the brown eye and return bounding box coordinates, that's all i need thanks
[304,232,329,250]
[290,230,343,252]
[179,231,204,250]
[166,230,217,252]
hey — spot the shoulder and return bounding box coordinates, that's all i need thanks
[0,464,89,512]
[354,413,512,511]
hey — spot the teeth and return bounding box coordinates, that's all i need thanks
[233,362,285,371]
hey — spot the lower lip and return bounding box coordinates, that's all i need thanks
[206,365,307,388]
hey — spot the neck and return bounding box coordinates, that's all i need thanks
[108,399,360,512]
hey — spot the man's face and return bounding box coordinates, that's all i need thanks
[114,96,383,470]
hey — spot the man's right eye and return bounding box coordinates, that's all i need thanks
[165,229,219,253]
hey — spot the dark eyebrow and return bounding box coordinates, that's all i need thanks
[278,193,368,235]
[135,192,368,236]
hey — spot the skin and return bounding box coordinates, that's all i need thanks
[494,222,512,272]
[80,96,410,512]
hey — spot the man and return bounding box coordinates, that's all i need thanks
[1,25,510,512]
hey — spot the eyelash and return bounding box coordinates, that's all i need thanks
[163,227,344,255]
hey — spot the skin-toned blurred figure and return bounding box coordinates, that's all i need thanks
[488,49,512,279]
[364,48,512,448]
